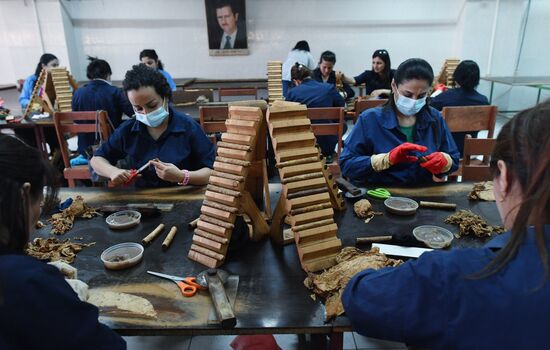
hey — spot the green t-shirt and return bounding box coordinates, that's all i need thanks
[400,125,415,142]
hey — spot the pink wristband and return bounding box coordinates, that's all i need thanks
[178,169,190,186]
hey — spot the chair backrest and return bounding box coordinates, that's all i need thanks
[441,105,497,138]
[306,107,345,157]
[199,105,229,143]
[218,87,258,102]
[172,89,214,105]
[53,111,110,168]
[461,135,497,181]
[354,99,387,116]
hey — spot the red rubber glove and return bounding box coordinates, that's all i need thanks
[389,142,428,165]
[420,152,448,174]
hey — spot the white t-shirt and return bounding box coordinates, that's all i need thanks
[282,50,316,81]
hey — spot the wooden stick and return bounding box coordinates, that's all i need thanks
[217,141,251,151]
[142,223,165,246]
[292,218,334,232]
[216,157,250,167]
[276,156,320,169]
[419,201,457,210]
[161,226,178,250]
[287,187,327,200]
[211,170,245,182]
[281,172,324,184]
[290,202,332,216]
[195,228,229,244]
[203,200,239,213]
[188,218,199,229]
[199,214,235,229]
[356,236,392,244]
[206,184,242,197]
[189,244,225,261]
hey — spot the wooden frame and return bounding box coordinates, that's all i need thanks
[53,111,110,187]
[461,135,496,181]
[441,105,497,137]
[218,87,258,102]
[199,105,229,136]
[306,107,345,176]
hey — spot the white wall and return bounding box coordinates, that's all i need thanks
[1,0,549,112]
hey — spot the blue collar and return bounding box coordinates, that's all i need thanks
[130,108,187,134]
[377,105,438,131]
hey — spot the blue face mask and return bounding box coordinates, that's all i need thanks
[394,93,426,117]
[135,99,169,127]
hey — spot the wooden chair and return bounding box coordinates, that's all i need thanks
[461,135,496,181]
[199,105,229,143]
[53,111,111,187]
[307,107,345,176]
[218,87,258,102]
[442,105,497,180]
[352,99,387,122]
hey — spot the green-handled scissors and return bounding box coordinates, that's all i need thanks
[367,188,391,199]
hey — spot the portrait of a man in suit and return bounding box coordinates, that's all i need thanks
[206,0,248,55]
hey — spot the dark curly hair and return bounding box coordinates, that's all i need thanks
[122,64,172,101]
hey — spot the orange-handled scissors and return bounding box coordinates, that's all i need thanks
[147,270,206,297]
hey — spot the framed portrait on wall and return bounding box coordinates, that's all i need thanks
[205,0,249,56]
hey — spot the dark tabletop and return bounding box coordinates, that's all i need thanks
[32,182,500,336]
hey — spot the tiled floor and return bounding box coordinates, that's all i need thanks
[123,333,407,349]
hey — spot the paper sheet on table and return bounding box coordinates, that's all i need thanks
[372,243,433,259]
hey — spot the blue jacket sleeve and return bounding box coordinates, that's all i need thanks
[342,252,449,347]
[115,88,135,119]
[2,259,125,349]
[19,76,36,109]
[338,113,377,180]
[436,112,460,174]
[188,121,216,170]
[343,81,355,99]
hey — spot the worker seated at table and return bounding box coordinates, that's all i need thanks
[71,56,134,165]
[339,58,459,185]
[342,100,550,349]
[431,60,490,156]
[139,49,177,91]
[286,63,346,163]
[340,49,395,98]
[312,50,355,100]
[0,134,125,349]
[90,64,215,187]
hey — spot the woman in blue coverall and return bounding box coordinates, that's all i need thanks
[0,134,125,349]
[341,49,395,98]
[343,100,550,350]
[72,56,134,163]
[286,63,346,163]
[431,60,490,156]
[339,58,459,185]
[139,49,177,91]
[90,64,215,187]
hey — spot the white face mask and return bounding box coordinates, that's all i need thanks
[134,99,169,127]
[394,90,426,116]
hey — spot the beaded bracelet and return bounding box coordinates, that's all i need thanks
[177,169,190,186]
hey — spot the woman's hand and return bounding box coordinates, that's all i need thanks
[420,152,450,174]
[370,89,390,98]
[110,169,133,186]
[389,142,427,165]
[150,160,184,183]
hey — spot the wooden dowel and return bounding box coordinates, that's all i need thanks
[206,184,241,197]
[162,226,178,250]
[217,141,251,151]
[290,202,332,216]
[281,172,324,184]
[292,218,334,232]
[356,236,392,244]
[276,156,320,169]
[188,218,199,229]
[142,223,165,246]
[287,187,327,200]
[190,244,225,261]
[195,228,229,244]
[210,170,245,182]
[203,200,239,213]
[199,214,235,229]
[419,201,457,210]
[216,157,250,167]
